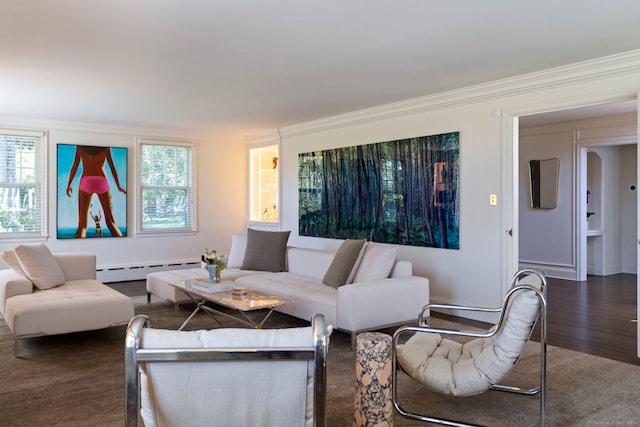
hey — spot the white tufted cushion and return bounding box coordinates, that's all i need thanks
[4,279,134,337]
[397,279,541,396]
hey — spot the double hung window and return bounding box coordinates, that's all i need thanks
[0,130,45,238]
[138,139,194,234]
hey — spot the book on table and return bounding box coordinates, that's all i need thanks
[187,280,235,293]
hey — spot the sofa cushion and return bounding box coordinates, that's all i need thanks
[14,244,66,290]
[4,279,134,337]
[1,249,27,277]
[287,247,336,280]
[139,324,317,427]
[352,243,397,283]
[226,233,247,268]
[235,272,338,327]
[241,229,290,272]
[322,239,367,288]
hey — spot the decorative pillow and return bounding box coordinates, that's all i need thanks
[14,243,66,290]
[240,229,291,272]
[0,249,27,276]
[226,233,248,269]
[322,239,367,288]
[351,243,397,283]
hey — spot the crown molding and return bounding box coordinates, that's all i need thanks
[0,115,204,141]
[244,128,281,146]
[279,49,640,138]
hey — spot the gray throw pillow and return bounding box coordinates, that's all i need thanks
[322,239,367,288]
[241,229,291,272]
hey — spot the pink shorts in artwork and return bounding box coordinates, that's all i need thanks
[79,176,110,194]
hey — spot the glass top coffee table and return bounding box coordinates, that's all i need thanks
[170,280,292,330]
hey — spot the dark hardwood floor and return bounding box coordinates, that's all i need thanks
[109,273,639,365]
[543,273,638,365]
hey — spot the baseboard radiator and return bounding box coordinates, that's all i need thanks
[96,259,201,283]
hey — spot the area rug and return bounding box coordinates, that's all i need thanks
[0,301,639,426]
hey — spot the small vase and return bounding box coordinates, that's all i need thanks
[208,266,219,283]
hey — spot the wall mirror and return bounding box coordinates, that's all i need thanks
[529,158,559,209]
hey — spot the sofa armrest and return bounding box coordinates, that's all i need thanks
[336,276,429,332]
[0,269,33,315]
[54,253,97,281]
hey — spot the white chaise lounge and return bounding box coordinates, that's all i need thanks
[0,244,135,356]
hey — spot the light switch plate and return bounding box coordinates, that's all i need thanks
[490,194,497,206]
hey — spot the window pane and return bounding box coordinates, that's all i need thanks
[0,186,38,232]
[141,188,188,229]
[0,135,37,183]
[0,132,42,236]
[141,144,189,186]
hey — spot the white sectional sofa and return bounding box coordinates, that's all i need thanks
[145,230,430,345]
[0,244,134,356]
[221,231,430,345]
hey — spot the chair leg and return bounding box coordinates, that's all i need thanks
[146,292,151,304]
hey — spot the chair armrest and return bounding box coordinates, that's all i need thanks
[394,322,499,342]
[0,269,33,315]
[337,276,429,332]
[54,253,97,281]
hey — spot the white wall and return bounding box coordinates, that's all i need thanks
[518,129,575,278]
[279,102,507,311]
[276,51,640,320]
[621,144,638,273]
[0,119,248,279]
[591,146,623,275]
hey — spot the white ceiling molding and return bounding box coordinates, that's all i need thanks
[244,129,281,146]
[279,50,640,138]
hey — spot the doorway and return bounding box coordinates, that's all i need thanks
[516,99,638,356]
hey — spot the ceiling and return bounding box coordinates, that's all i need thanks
[1,1,640,137]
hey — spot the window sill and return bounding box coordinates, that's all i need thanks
[135,230,197,238]
[0,234,49,243]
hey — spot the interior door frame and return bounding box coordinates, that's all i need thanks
[505,95,640,357]
[637,96,639,358]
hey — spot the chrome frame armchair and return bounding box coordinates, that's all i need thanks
[125,313,330,427]
[391,269,547,427]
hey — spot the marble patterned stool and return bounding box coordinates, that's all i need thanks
[353,332,393,427]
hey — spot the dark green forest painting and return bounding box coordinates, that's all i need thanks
[298,132,459,249]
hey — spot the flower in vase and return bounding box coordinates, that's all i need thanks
[201,248,226,271]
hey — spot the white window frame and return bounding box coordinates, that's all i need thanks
[0,128,47,241]
[136,138,196,236]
